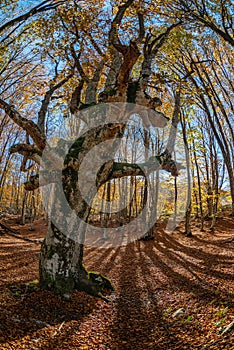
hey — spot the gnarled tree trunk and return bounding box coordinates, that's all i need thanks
[0,0,180,302]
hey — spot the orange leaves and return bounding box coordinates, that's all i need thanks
[0,214,234,349]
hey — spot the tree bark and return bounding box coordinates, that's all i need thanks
[39,180,114,301]
[38,121,179,299]
[0,0,182,302]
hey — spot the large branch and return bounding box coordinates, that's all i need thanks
[109,0,135,53]
[106,51,122,89]
[10,143,41,166]
[24,170,62,191]
[141,22,181,90]
[85,61,104,105]
[27,151,180,192]
[117,41,140,93]
[136,12,145,43]
[166,86,181,154]
[97,152,179,187]
[64,123,125,169]
[37,72,73,134]
[108,0,142,95]
[120,23,180,113]
[70,79,84,114]
[0,98,46,150]
[24,118,181,192]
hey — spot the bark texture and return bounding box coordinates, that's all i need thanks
[1,0,181,300]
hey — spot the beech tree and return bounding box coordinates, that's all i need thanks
[0,1,180,300]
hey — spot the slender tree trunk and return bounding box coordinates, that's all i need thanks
[193,145,205,231]
[21,191,27,225]
[181,112,192,236]
[29,193,35,231]
[210,146,219,231]
[190,75,234,216]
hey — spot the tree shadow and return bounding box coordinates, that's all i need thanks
[0,286,98,346]
[0,235,98,347]
[108,242,179,350]
[144,227,234,302]
[185,215,234,248]
[109,224,234,349]
[1,216,233,349]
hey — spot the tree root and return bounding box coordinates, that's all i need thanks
[75,270,114,302]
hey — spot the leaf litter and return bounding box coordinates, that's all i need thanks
[0,214,233,349]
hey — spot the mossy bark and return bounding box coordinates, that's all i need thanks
[39,217,114,301]
[38,124,177,300]
[38,130,121,301]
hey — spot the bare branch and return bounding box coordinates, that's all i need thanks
[70,80,84,114]
[150,22,181,56]
[97,152,179,187]
[0,0,66,34]
[1,21,23,43]
[70,46,89,81]
[84,31,104,57]
[177,0,234,47]
[136,12,145,43]
[109,0,135,53]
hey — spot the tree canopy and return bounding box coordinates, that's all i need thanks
[0,0,233,300]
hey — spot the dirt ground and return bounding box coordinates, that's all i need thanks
[0,213,234,350]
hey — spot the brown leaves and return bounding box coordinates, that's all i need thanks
[0,215,234,349]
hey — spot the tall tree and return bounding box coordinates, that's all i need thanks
[0,0,180,300]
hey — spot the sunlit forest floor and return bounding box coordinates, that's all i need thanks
[0,213,234,350]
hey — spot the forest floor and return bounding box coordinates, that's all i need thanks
[0,212,234,350]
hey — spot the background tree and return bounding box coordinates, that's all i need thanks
[0,0,233,301]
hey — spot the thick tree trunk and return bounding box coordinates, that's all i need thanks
[38,119,177,299]
[38,126,123,300]
[39,222,84,297]
[39,180,94,298]
[39,200,114,301]
[1,0,182,304]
